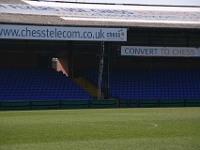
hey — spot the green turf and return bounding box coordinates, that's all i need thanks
[0,108,200,150]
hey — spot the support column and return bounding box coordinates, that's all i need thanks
[97,42,105,99]
[104,42,110,99]
[68,41,73,77]
[97,42,110,99]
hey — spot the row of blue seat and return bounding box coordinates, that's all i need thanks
[84,69,200,100]
[0,68,92,101]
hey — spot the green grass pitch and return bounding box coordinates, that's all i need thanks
[0,108,200,150]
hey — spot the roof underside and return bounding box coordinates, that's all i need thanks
[0,0,200,29]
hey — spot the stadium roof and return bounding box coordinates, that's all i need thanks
[0,0,200,29]
[40,0,200,7]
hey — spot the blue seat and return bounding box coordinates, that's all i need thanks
[0,68,91,101]
[84,69,200,101]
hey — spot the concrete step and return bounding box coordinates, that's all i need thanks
[72,77,104,99]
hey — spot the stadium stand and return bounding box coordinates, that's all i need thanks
[83,68,200,100]
[0,68,91,101]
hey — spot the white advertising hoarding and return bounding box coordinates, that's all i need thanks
[0,24,127,41]
[121,46,200,57]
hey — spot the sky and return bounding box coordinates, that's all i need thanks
[44,0,200,6]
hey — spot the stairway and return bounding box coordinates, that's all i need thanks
[72,77,104,99]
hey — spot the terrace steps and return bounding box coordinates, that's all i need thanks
[72,77,104,99]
